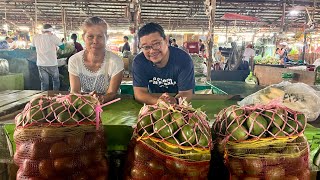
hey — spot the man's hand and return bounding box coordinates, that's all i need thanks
[158,93,177,104]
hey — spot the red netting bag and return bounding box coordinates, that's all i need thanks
[13,94,114,180]
[124,94,212,179]
[212,104,309,180]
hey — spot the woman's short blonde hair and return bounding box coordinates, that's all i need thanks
[82,16,108,35]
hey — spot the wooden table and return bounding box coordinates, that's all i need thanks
[0,90,46,123]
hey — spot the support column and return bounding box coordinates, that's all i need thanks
[205,0,216,81]
[131,0,140,55]
[35,0,38,33]
[280,0,286,32]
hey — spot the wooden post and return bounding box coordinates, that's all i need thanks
[131,0,140,55]
[61,7,67,41]
[35,0,37,33]
[280,0,285,32]
[205,0,216,81]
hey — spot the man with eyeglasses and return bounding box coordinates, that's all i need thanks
[132,22,195,105]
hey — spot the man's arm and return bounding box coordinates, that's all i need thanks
[176,52,195,102]
[133,87,160,105]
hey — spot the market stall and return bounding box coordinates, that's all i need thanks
[0,89,319,179]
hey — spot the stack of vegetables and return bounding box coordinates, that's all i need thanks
[57,42,75,59]
[13,94,108,180]
[288,47,300,61]
[254,55,279,65]
[125,94,212,179]
[213,104,309,180]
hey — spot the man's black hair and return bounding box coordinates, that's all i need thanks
[172,38,176,42]
[71,33,77,40]
[123,36,129,40]
[43,24,52,29]
[138,22,166,40]
[5,37,10,40]
[218,47,222,51]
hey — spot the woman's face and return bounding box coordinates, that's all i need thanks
[82,25,107,53]
[139,32,169,65]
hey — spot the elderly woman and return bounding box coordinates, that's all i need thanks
[68,16,124,103]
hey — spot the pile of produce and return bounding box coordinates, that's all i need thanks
[288,47,300,61]
[57,42,75,59]
[16,94,98,127]
[191,55,206,76]
[125,94,212,179]
[254,55,279,65]
[14,94,108,180]
[213,104,309,180]
[238,82,320,121]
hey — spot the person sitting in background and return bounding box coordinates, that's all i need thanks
[199,39,205,57]
[32,24,65,91]
[279,42,288,64]
[172,39,179,47]
[71,33,83,53]
[239,44,255,70]
[0,37,13,49]
[68,16,124,103]
[132,22,195,105]
[214,47,225,70]
[122,36,131,53]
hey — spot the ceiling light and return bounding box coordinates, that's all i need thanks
[289,10,300,16]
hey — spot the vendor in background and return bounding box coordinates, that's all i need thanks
[71,33,83,53]
[278,42,288,64]
[214,47,225,70]
[121,36,131,58]
[68,16,124,103]
[122,36,131,53]
[32,24,65,91]
[171,39,179,47]
[0,37,13,49]
[239,44,255,70]
[199,39,205,57]
[132,22,195,105]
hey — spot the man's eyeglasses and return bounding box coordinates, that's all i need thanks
[140,41,162,51]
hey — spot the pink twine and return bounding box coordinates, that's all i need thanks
[94,98,121,130]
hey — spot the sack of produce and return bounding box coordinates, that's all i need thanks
[125,94,212,179]
[226,136,309,180]
[0,58,9,75]
[213,104,309,180]
[57,42,75,59]
[14,94,108,180]
[15,94,99,127]
[238,81,320,121]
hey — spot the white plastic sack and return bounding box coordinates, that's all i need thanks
[238,82,320,121]
[0,58,9,75]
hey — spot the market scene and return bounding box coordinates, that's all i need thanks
[0,0,320,179]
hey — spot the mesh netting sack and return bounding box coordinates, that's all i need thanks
[15,94,100,127]
[213,104,306,141]
[12,94,119,180]
[212,104,309,180]
[14,126,108,180]
[238,82,320,121]
[225,136,310,180]
[125,95,212,179]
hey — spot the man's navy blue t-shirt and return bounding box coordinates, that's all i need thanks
[132,46,195,94]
